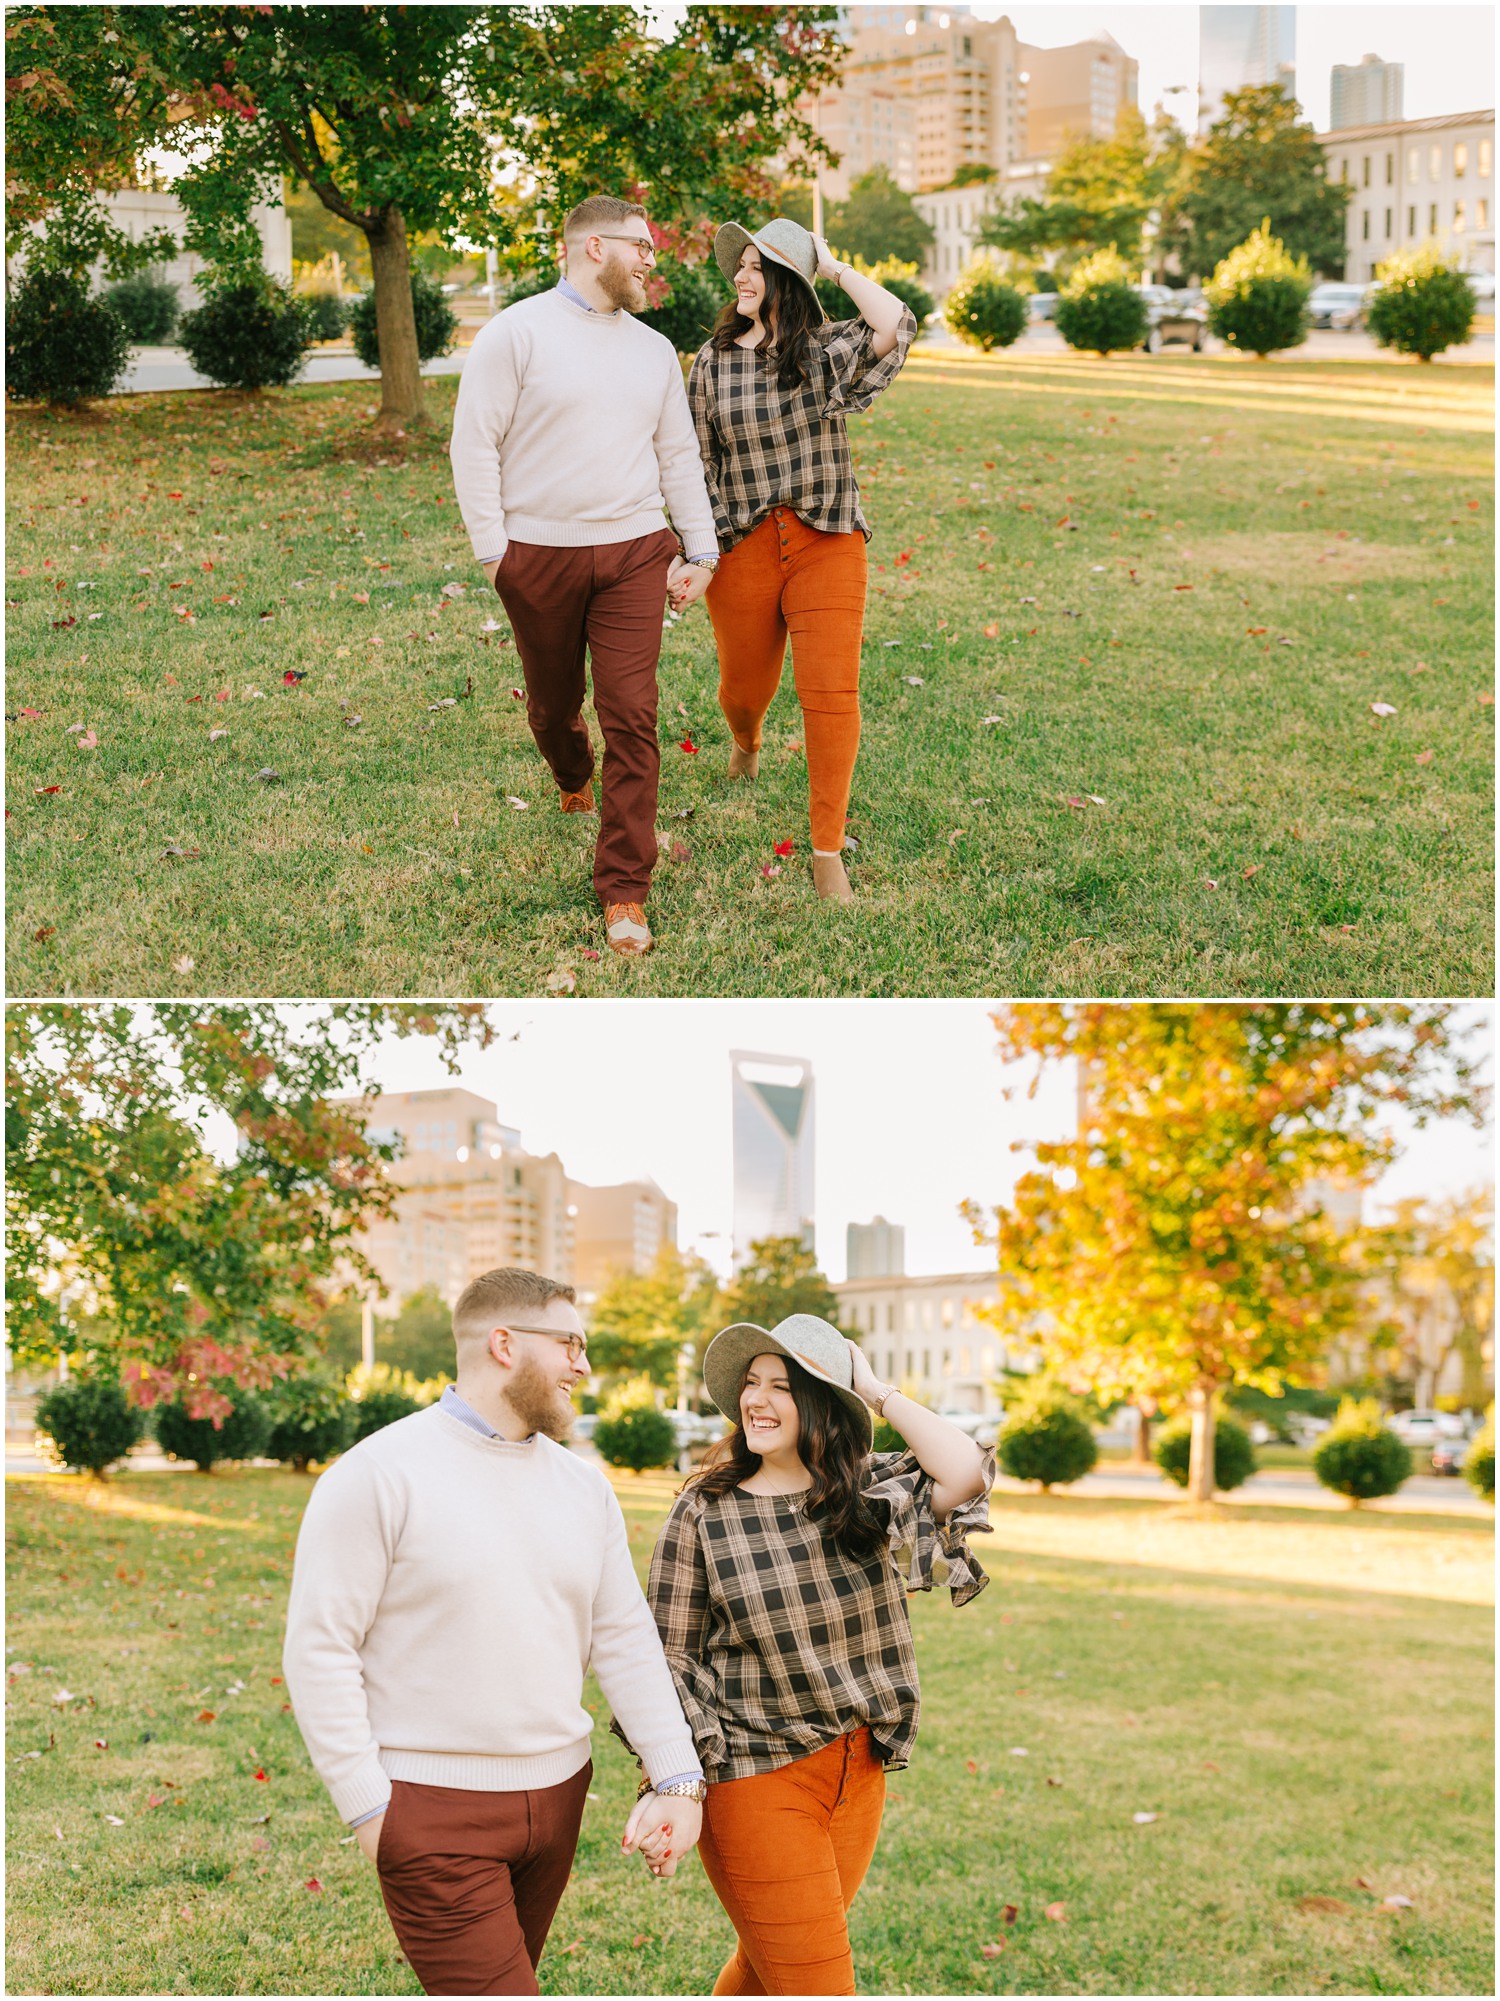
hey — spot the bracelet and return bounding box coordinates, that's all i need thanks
[871,1384,897,1417]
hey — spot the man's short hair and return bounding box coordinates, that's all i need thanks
[452,1269,577,1354]
[563,194,648,243]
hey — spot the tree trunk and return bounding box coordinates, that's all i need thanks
[1185,1382,1218,1504]
[1130,1398,1155,1466]
[365,204,426,432]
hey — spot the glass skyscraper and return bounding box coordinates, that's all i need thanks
[730,1052,816,1267]
[1198,5,1297,131]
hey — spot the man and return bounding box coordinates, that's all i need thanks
[450,194,719,959]
[283,1268,707,1996]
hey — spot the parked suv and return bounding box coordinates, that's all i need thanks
[1386,1408,1467,1446]
[1135,284,1208,352]
[1307,281,1370,330]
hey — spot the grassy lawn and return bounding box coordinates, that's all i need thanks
[6,1464,1492,1996]
[5,347,1492,998]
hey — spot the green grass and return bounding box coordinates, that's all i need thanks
[5,347,1492,997]
[6,1465,1493,1995]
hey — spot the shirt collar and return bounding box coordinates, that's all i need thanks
[440,1383,501,1438]
[558,276,601,315]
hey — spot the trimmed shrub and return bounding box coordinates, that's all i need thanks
[594,1402,678,1473]
[349,267,459,370]
[872,1417,905,1455]
[299,290,349,343]
[1054,248,1148,357]
[1312,1398,1413,1506]
[34,1374,146,1477]
[153,1384,270,1472]
[178,280,316,390]
[1463,1412,1494,1502]
[351,1387,424,1442]
[502,266,562,308]
[997,1390,1098,1491]
[264,1373,354,1471]
[637,258,727,355]
[1154,1412,1257,1493]
[1204,222,1311,356]
[943,262,1028,352]
[6,269,132,405]
[1366,245,1477,361]
[105,270,180,345]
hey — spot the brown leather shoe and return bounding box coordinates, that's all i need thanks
[727,739,760,780]
[812,854,855,904]
[559,781,596,814]
[604,902,653,955]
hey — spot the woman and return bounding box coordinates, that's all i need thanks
[683,220,917,904]
[630,1313,993,1996]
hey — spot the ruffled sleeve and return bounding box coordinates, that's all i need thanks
[818,305,918,417]
[862,1444,996,1607]
[610,1489,728,1776]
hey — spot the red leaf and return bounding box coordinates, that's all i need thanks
[147,1794,165,1809]
[981,1942,1005,1958]
[982,621,999,638]
[1001,1904,1019,1926]
[303,1877,323,1892]
[167,491,183,500]
[966,1759,978,1775]
[1045,1902,1067,1922]
[774,839,794,857]
[214,690,230,702]
[195,1710,216,1724]
[678,737,698,754]
[270,1676,283,1686]
[93,1738,108,1750]
[632,1934,653,1948]
[253,1768,268,1781]
[1415,749,1434,765]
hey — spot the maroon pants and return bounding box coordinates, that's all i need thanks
[494,529,679,906]
[375,1766,591,1995]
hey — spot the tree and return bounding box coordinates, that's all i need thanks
[943,261,1027,351]
[6,1004,491,1416]
[6,6,846,432]
[968,1005,1487,1504]
[1384,1191,1494,1409]
[1203,220,1312,356]
[588,1246,723,1391]
[978,107,1186,278]
[1366,245,1478,361]
[1177,85,1349,279]
[996,1383,1098,1491]
[1053,247,1149,356]
[722,1236,849,1336]
[34,1373,146,1478]
[828,164,934,267]
[1311,1398,1412,1506]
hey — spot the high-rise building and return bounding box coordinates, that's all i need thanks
[1018,31,1139,156]
[1198,5,1296,132]
[847,1216,906,1278]
[730,1052,816,1265]
[1330,54,1404,131]
[568,1179,679,1298]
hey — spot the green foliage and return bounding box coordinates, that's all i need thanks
[1464,1412,1495,1502]
[943,262,1028,352]
[177,280,316,391]
[34,1373,146,1477]
[5,269,130,406]
[1054,250,1149,356]
[317,1287,455,1380]
[263,1372,353,1471]
[348,268,458,370]
[815,255,934,327]
[1312,1399,1413,1504]
[153,1385,271,1472]
[348,1388,421,1442]
[1204,222,1311,355]
[589,1248,723,1388]
[1366,246,1478,362]
[105,270,180,345]
[298,291,348,343]
[979,108,1188,273]
[872,1418,904,1455]
[827,164,935,267]
[998,1388,1098,1490]
[947,163,998,188]
[636,257,727,355]
[1154,1413,1257,1492]
[1226,1383,1340,1442]
[593,1378,678,1473]
[345,1362,442,1441]
[721,1236,848,1336]
[1178,85,1350,278]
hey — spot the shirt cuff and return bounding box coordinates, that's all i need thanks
[476,553,505,566]
[347,1804,386,1828]
[650,1768,705,1791]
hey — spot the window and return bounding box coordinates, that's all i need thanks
[1454,142,1468,179]
[1430,145,1442,181]
[1385,152,1394,185]
[1408,204,1417,235]
[1362,155,1371,187]
[1480,138,1493,178]
[959,1345,971,1374]
[1407,147,1420,183]
[1339,158,1349,184]
[1361,210,1370,241]
[1384,207,1392,238]
[1430,201,1439,231]
[1479,197,1490,228]
[941,1298,955,1328]
[921,1348,931,1379]
[1454,199,1466,230]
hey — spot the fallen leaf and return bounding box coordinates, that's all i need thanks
[505,796,529,811]
[980,1942,1005,1959]
[253,768,279,783]
[632,1935,653,1948]
[982,621,999,638]
[93,1739,107,1750]
[981,715,1004,726]
[195,1710,215,1724]
[760,863,782,879]
[1379,1895,1414,1911]
[172,956,195,975]
[1414,749,1433,765]
[161,845,201,860]
[1009,1747,1029,1757]
[303,1878,323,1893]
[774,839,795,857]
[34,785,61,796]
[581,948,600,961]
[103,1815,125,1827]
[947,828,965,845]
[1001,1905,1019,1927]
[1242,863,1261,880]
[208,729,229,742]
[510,687,524,699]
[33,926,56,944]
[1045,1902,1066,1922]
[1132,1812,1159,1824]
[1205,877,1219,889]
[669,840,691,864]
[1295,1896,1353,1915]
[966,1759,979,1775]
[1046,1777,1063,1787]
[678,737,698,754]
[253,1768,268,1781]
[1370,701,1397,718]
[545,971,577,994]
[283,670,306,685]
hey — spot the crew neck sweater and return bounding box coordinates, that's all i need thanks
[282,1402,700,1824]
[449,286,718,565]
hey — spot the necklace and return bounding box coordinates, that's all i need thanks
[747,1467,810,1497]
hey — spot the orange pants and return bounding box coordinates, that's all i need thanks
[706,509,867,854]
[697,1729,886,1997]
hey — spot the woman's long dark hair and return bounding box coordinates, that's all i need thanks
[689,1356,886,1562]
[709,253,821,389]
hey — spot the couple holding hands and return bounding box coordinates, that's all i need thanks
[449,194,917,958]
[284,1267,994,1996]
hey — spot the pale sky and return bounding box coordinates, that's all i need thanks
[339,1002,1493,1283]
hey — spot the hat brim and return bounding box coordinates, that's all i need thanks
[702,1322,873,1449]
[712,222,828,325]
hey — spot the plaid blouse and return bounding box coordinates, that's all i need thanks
[687,308,917,553]
[623,1447,994,1783]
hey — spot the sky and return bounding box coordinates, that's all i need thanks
[340,1002,1493,1283]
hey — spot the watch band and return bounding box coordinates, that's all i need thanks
[653,1777,709,1803]
[871,1384,896,1417]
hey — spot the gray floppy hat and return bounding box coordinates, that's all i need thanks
[703,1313,872,1449]
[714,216,828,324]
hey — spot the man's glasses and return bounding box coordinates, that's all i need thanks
[502,1322,589,1367]
[593,234,657,262]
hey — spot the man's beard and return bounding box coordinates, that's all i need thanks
[598,260,648,312]
[502,1351,575,1441]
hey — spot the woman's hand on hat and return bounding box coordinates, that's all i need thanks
[810,232,842,282]
[845,1337,884,1406]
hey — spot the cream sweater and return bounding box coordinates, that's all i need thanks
[282,1403,699,1823]
[449,287,718,564]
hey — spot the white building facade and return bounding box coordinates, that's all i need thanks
[1319,110,1495,280]
[834,1268,1035,1413]
[913,156,1049,299]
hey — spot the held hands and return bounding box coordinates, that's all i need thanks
[622,1789,703,1880]
[666,556,712,614]
[354,1811,385,1864]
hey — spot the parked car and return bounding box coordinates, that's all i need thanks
[1027,291,1059,321]
[1430,1437,1472,1477]
[1386,1408,1467,1445]
[1464,270,1496,304]
[670,1410,725,1450]
[1134,284,1208,352]
[1306,281,1371,330]
[1285,1413,1332,1448]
